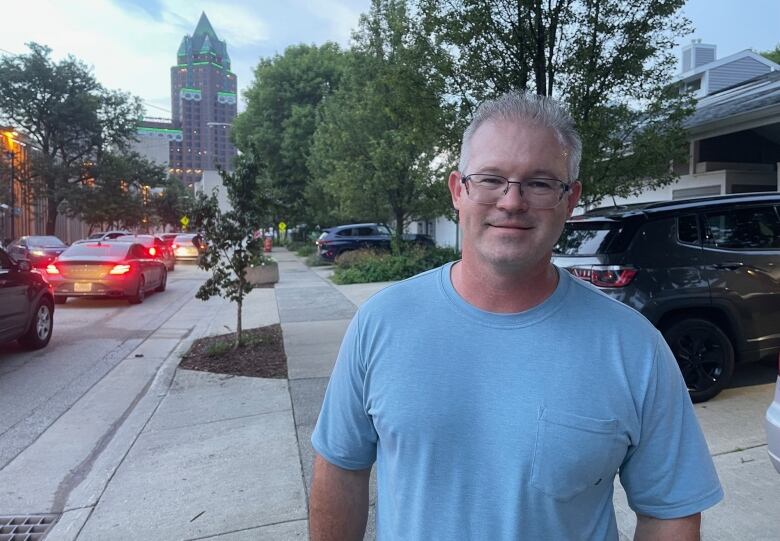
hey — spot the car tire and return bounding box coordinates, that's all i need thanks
[54,295,68,304]
[663,318,735,403]
[19,298,54,350]
[156,268,167,292]
[128,276,146,304]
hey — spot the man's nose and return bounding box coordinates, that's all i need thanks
[496,182,530,211]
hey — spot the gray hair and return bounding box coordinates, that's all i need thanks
[458,91,582,181]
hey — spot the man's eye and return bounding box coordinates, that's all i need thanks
[476,176,505,186]
[526,180,556,190]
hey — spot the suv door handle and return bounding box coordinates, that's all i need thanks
[713,262,744,270]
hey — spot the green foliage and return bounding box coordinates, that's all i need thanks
[192,153,272,349]
[296,245,315,257]
[0,42,143,233]
[331,246,460,284]
[418,0,695,206]
[760,44,780,64]
[308,0,454,243]
[232,43,348,227]
[152,175,195,230]
[63,151,166,232]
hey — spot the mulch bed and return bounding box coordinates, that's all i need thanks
[179,324,288,379]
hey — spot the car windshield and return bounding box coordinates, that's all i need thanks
[27,236,65,246]
[377,225,391,235]
[555,221,624,255]
[174,235,198,244]
[61,243,131,259]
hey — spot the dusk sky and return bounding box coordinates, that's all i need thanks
[4,0,779,117]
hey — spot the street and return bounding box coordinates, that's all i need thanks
[0,264,207,471]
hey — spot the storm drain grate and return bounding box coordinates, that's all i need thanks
[0,515,58,541]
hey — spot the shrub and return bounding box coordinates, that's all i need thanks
[332,246,461,284]
[295,244,315,257]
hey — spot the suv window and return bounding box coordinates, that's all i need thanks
[355,227,374,236]
[677,215,700,244]
[336,228,353,237]
[703,206,780,250]
[555,221,625,255]
[377,225,391,235]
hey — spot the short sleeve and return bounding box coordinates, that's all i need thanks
[619,334,723,518]
[311,312,378,470]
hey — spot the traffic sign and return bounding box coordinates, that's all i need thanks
[180,216,190,227]
[278,221,287,232]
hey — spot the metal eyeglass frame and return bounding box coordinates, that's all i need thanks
[461,173,572,209]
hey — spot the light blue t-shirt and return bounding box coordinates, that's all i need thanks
[312,262,723,540]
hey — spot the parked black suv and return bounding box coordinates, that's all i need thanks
[0,246,55,349]
[553,192,780,402]
[316,223,392,261]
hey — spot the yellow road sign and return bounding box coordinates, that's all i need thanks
[180,216,190,227]
[278,221,287,232]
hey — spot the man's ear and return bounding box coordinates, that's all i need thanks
[566,181,582,217]
[448,171,463,210]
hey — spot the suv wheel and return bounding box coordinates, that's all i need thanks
[663,318,735,403]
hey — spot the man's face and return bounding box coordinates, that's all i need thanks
[448,119,581,275]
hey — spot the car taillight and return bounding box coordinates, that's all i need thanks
[568,266,637,288]
[148,247,157,256]
[45,264,59,274]
[109,264,131,275]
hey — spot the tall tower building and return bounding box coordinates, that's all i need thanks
[169,12,237,186]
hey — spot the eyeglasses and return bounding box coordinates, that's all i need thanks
[461,173,572,209]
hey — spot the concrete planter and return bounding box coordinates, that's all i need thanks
[245,261,279,286]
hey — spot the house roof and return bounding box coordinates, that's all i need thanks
[676,49,779,83]
[684,70,780,132]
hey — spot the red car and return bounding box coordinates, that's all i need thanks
[114,234,175,271]
[45,241,167,305]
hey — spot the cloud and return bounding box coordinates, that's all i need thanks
[301,0,363,46]
[158,0,270,47]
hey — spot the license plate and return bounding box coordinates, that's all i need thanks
[74,282,92,292]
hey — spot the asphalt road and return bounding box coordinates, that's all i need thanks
[0,263,209,470]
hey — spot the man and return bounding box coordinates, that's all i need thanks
[310,92,722,540]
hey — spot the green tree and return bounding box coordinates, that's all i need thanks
[760,44,780,64]
[418,0,695,206]
[63,152,166,232]
[232,43,348,228]
[308,0,453,245]
[0,43,142,234]
[192,154,272,350]
[152,175,194,231]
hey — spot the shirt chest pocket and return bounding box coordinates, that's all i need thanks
[531,408,625,502]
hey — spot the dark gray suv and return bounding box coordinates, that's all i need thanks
[553,192,780,402]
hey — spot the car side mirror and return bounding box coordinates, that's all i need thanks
[17,260,31,272]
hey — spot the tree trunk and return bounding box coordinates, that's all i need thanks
[46,194,58,235]
[234,294,243,350]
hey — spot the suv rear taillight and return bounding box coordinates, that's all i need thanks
[45,264,60,274]
[569,266,638,288]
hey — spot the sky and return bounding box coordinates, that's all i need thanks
[3,0,780,118]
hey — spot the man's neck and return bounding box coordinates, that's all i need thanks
[451,257,559,313]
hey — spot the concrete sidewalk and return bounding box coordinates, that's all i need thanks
[24,248,390,541]
[4,247,777,540]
